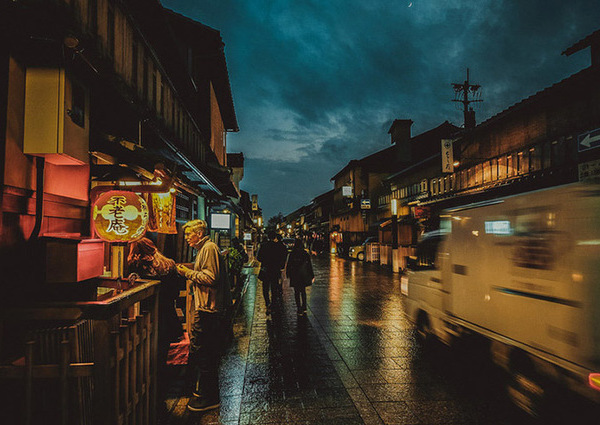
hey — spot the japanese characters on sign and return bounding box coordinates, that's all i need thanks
[93,191,149,242]
[441,139,454,174]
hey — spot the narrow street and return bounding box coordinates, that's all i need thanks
[161,256,597,425]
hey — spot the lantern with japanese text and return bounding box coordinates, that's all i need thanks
[92,191,149,242]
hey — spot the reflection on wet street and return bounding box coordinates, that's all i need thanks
[162,256,597,424]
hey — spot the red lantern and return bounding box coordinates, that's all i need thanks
[92,191,149,242]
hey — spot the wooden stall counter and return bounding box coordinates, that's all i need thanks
[0,278,160,425]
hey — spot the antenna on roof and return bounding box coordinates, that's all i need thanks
[452,68,483,129]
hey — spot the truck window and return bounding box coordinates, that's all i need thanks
[415,236,442,268]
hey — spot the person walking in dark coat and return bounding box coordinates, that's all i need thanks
[257,231,288,315]
[285,239,314,316]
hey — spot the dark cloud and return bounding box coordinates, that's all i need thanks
[162,0,600,220]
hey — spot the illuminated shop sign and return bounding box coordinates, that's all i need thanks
[211,213,231,230]
[93,191,149,242]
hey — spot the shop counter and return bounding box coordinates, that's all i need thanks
[0,278,160,425]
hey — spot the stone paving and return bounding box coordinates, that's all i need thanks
[160,256,593,424]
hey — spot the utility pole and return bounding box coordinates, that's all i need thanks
[452,68,482,128]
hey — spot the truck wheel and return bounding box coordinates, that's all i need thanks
[357,252,365,261]
[507,365,550,418]
[416,312,432,345]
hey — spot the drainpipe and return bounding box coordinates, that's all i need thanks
[29,156,45,240]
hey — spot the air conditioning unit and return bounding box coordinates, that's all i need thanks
[23,68,89,165]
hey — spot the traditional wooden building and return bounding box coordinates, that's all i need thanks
[0,1,240,423]
[331,119,458,255]
[381,28,600,268]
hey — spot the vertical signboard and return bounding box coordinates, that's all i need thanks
[441,139,454,174]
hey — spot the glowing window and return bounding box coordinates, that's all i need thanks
[484,220,512,235]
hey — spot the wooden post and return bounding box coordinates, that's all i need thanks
[120,325,130,425]
[92,321,111,424]
[60,339,70,425]
[143,313,151,425]
[24,341,34,425]
[150,293,158,425]
[111,243,125,278]
[128,318,137,425]
[111,330,121,425]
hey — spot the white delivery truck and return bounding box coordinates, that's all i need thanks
[403,182,600,416]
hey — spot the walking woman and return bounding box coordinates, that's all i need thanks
[285,239,314,316]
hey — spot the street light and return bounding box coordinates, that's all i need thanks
[391,199,399,273]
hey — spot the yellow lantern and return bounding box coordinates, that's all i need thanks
[146,192,177,234]
[92,191,149,242]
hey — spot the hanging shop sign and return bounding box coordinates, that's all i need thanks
[441,139,454,174]
[413,206,431,219]
[147,192,177,234]
[93,191,149,242]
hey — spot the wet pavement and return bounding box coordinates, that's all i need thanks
[160,256,598,424]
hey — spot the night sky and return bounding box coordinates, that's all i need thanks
[162,0,600,221]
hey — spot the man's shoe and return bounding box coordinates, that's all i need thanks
[187,396,220,412]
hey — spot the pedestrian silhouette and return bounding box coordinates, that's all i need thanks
[285,239,314,317]
[257,231,288,316]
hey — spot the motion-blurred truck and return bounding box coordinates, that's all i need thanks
[403,183,600,416]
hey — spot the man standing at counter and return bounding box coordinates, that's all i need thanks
[176,219,231,412]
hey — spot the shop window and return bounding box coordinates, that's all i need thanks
[542,141,551,169]
[498,156,506,180]
[515,153,523,175]
[483,161,491,183]
[491,158,498,181]
[530,146,541,172]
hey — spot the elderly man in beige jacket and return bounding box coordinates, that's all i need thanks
[176,219,231,412]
